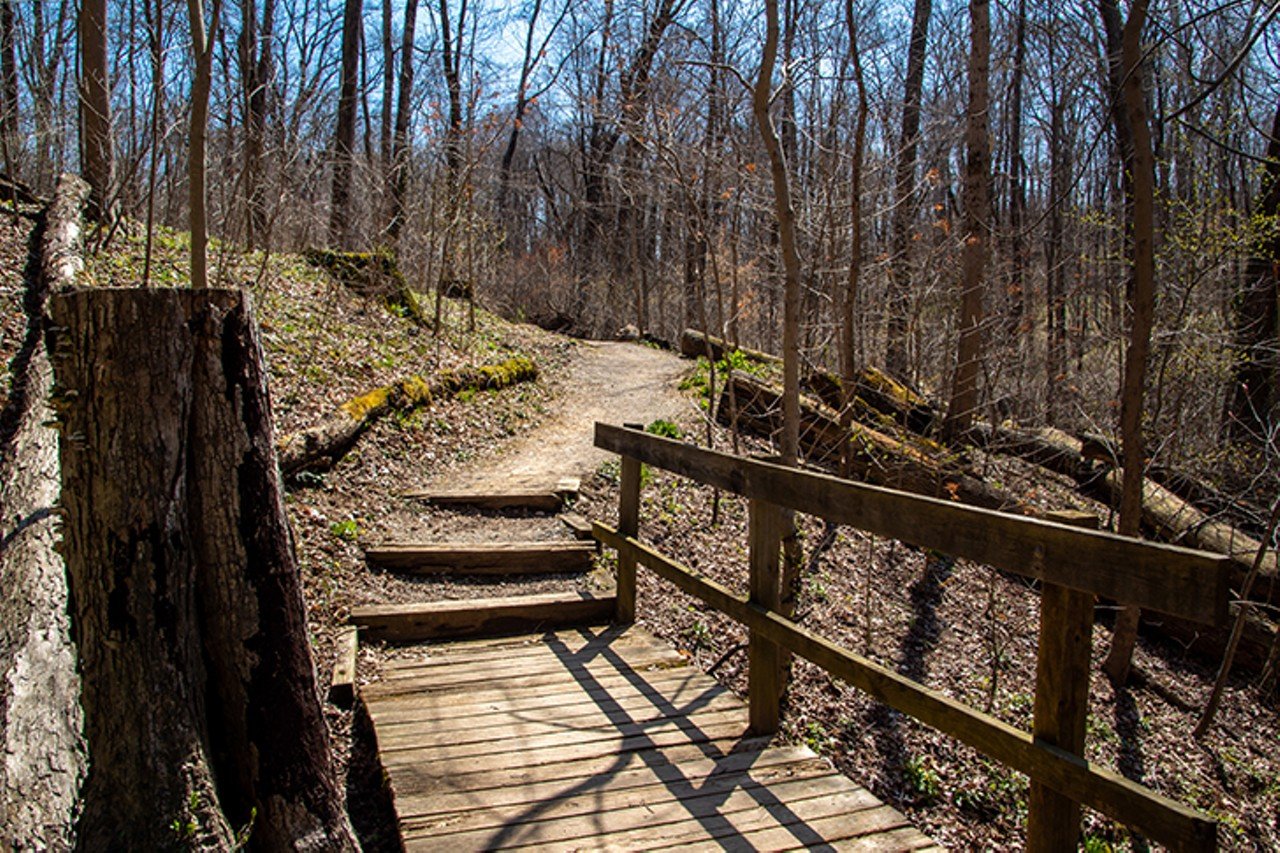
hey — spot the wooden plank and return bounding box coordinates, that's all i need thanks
[392,745,818,819]
[594,422,1230,626]
[404,773,873,848]
[558,511,595,541]
[378,706,749,759]
[379,714,751,771]
[640,806,918,853]
[617,453,642,623]
[748,498,785,734]
[366,659,708,703]
[350,592,614,642]
[365,669,722,722]
[594,524,1219,852]
[400,756,838,839]
[554,476,581,497]
[380,734,775,802]
[364,649,691,699]
[369,643,685,690]
[402,489,564,511]
[364,541,595,574]
[1028,510,1098,853]
[378,623,649,663]
[327,626,358,707]
[375,690,749,750]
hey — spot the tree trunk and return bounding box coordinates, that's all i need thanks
[77,0,112,220]
[0,175,89,851]
[885,0,932,379]
[941,0,990,443]
[51,288,356,851]
[386,0,418,245]
[187,0,220,290]
[1225,97,1280,439]
[330,0,361,249]
[1099,0,1158,685]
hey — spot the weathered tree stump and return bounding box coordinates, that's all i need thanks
[52,288,355,851]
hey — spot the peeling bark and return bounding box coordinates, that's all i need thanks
[0,175,88,851]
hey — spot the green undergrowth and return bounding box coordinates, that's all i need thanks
[679,350,779,410]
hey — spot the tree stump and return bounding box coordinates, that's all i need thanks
[52,288,355,851]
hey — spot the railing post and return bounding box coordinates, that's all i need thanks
[748,498,786,734]
[615,425,644,624]
[1027,510,1099,853]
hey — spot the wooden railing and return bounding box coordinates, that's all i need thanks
[593,423,1232,853]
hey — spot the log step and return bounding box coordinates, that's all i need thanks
[401,477,581,512]
[404,489,565,511]
[349,592,617,642]
[364,541,596,574]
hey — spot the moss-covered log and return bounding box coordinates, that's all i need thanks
[304,247,427,325]
[718,370,1019,512]
[803,365,941,437]
[278,357,538,475]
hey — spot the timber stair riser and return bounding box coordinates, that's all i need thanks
[364,541,595,575]
[350,592,616,642]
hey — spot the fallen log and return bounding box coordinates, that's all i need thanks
[678,328,942,436]
[803,365,941,437]
[718,371,1019,512]
[678,327,780,365]
[278,356,538,475]
[0,174,88,850]
[965,422,1097,484]
[1101,471,1277,590]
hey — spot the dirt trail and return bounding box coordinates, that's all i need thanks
[435,340,689,490]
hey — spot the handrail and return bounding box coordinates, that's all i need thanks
[595,422,1230,626]
[593,422,1229,852]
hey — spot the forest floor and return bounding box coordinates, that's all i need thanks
[1,214,1276,850]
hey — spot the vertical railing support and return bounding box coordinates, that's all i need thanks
[615,425,644,624]
[1027,509,1099,852]
[748,498,786,734]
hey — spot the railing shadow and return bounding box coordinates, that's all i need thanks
[475,625,839,850]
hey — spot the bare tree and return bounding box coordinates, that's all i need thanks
[1100,0,1158,684]
[941,0,990,443]
[78,0,112,220]
[885,0,932,379]
[330,0,361,249]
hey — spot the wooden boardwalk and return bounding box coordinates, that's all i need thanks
[363,624,940,851]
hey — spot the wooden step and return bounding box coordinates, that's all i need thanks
[404,489,564,511]
[365,541,595,574]
[402,477,581,512]
[350,592,616,642]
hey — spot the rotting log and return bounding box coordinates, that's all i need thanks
[717,371,1018,512]
[51,287,356,850]
[0,174,88,850]
[678,327,781,365]
[803,365,941,437]
[966,422,1097,483]
[278,356,537,475]
[1101,471,1276,590]
[678,327,941,436]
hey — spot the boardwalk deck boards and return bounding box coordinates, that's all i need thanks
[364,624,939,852]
